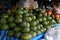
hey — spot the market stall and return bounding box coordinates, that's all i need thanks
[0,0,60,40]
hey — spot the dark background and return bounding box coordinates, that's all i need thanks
[0,0,59,13]
[37,0,58,7]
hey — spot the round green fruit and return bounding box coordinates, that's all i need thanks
[44,25,51,29]
[14,32,21,38]
[29,31,36,37]
[15,15,22,18]
[22,27,30,32]
[36,25,41,29]
[8,16,14,22]
[30,27,37,31]
[21,33,32,40]
[8,30,14,37]
[14,27,21,32]
[47,16,52,20]
[42,21,48,25]
[38,13,42,17]
[1,24,9,30]
[40,29,45,33]
[38,18,42,22]
[30,15,36,20]
[42,13,47,17]
[23,10,28,14]
[9,22,16,28]
[30,21,37,26]
[36,8,40,11]
[42,28,46,32]
[15,18,22,23]
[23,13,29,17]
[18,7,24,10]
[51,19,56,24]
[40,24,43,28]
[29,13,33,16]
[36,20,39,24]
[47,21,49,24]
[24,17,32,22]
[42,17,46,22]
[0,18,7,24]
[21,22,30,27]
[36,30,41,35]
[16,10,23,15]
[2,14,8,18]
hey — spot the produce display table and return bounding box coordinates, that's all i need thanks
[0,24,60,40]
[0,1,60,40]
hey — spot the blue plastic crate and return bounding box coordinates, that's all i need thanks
[0,30,44,40]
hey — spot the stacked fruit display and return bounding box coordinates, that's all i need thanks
[0,7,60,40]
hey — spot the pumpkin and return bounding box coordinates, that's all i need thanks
[55,14,60,19]
[47,11,52,16]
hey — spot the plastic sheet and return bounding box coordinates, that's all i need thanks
[0,30,44,40]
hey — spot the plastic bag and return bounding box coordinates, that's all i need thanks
[45,27,60,40]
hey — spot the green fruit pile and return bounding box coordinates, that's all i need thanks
[0,7,59,40]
